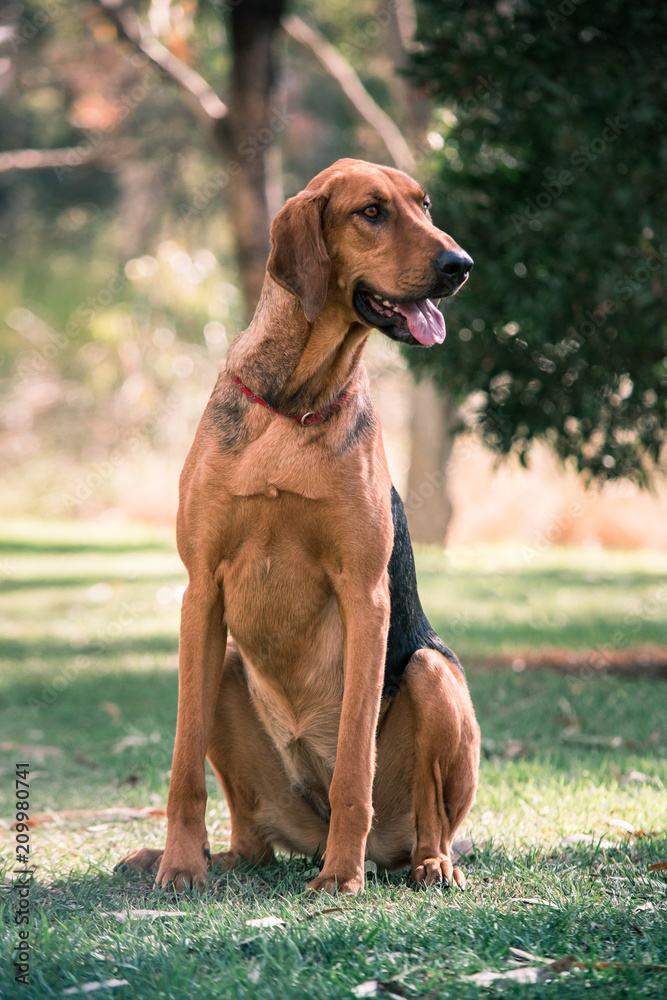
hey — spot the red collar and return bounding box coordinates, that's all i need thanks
[232,372,358,426]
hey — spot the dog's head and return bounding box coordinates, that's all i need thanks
[267,158,472,346]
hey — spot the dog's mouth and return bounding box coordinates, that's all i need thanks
[353,288,447,347]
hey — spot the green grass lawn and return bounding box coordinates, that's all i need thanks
[1,518,666,998]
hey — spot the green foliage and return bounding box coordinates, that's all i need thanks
[408,0,667,484]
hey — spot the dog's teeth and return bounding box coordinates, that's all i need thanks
[382,299,392,306]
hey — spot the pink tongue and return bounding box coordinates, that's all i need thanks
[393,299,446,345]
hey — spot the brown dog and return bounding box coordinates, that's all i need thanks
[118,158,480,894]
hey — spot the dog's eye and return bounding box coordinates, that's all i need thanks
[362,205,380,219]
[423,199,431,214]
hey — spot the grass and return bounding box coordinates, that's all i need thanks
[0,517,666,999]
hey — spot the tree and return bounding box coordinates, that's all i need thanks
[407,0,667,485]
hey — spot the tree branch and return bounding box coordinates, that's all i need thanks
[282,14,416,174]
[94,0,227,122]
[0,141,140,174]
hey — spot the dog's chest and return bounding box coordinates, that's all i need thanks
[219,495,345,787]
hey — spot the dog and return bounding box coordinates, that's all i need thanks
[118,158,480,894]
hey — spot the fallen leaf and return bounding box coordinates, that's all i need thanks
[113,909,187,923]
[62,980,129,995]
[100,701,122,723]
[9,806,166,829]
[559,833,615,850]
[245,916,285,929]
[513,897,560,909]
[0,741,62,757]
[603,816,635,833]
[649,861,667,872]
[468,955,667,985]
[466,966,556,986]
[508,947,550,963]
[113,734,150,753]
[352,983,379,998]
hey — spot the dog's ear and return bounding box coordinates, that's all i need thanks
[267,190,331,323]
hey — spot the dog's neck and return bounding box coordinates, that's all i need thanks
[225,275,370,415]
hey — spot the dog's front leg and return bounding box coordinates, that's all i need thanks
[156,575,226,890]
[308,577,389,895]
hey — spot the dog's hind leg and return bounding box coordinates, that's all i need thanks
[404,649,480,889]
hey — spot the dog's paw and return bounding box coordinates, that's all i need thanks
[115,847,164,874]
[209,850,242,873]
[306,868,365,895]
[412,855,466,890]
[155,848,209,892]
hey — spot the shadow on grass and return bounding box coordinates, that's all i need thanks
[0,570,185,593]
[0,633,179,662]
[0,539,171,555]
[429,615,667,653]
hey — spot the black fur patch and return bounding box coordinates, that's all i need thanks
[383,485,463,698]
[209,389,249,451]
[338,407,375,454]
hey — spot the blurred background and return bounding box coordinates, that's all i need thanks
[0,0,666,547]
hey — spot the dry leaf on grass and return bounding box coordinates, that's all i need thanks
[604,816,657,839]
[351,982,408,999]
[467,955,667,986]
[508,947,550,963]
[466,965,561,986]
[113,909,187,923]
[10,806,166,829]
[648,861,667,872]
[559,833,615,850]
[99,701,122,723]
[1,741,62,758]
[245,916,285,929]
[352,984,379,998]
[62,980,129,995]
[512,897,560,909]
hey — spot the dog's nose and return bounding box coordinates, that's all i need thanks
[434,249,474,281]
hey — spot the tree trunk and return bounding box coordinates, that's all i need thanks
[216,0,287,318]
[387,0,458,543]
[405,381,459,544]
